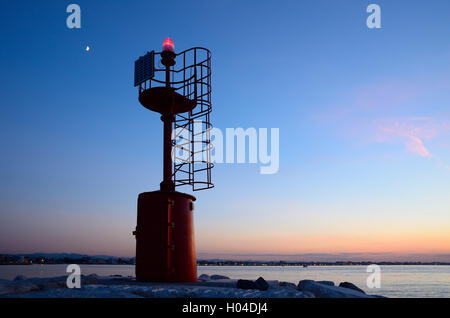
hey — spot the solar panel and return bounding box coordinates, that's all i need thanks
[134,51,154,87]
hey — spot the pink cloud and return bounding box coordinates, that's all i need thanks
[404,135,431,157]
[313,73,450,164]
[377,117,440,157]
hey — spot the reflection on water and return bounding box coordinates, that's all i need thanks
[0,264,448,298]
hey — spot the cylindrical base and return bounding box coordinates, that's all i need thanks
[134,191,197,282]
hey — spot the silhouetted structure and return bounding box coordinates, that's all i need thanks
[132,39,213,282]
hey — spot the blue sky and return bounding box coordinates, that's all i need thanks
[0,0,449,260]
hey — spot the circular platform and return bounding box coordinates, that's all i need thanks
[139,87,196,115]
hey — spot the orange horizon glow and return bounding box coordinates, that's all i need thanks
[196,227,450,256]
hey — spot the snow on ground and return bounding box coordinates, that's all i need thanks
[0,274,383,298]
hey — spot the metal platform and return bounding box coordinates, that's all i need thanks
[138,87,196,115]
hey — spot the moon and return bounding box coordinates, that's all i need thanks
[85,45,90,52]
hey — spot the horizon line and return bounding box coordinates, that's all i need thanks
[2,251,450,262]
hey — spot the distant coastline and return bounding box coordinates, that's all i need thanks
[197,260,450,266]
[1,253,449,266]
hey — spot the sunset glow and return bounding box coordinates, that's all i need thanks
[1,0,449,263]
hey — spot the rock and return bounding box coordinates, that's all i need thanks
[198,274,210,281]
[82,274,100,285]
[210,274,230,280]
[279,281,297,289]
[266,280,279,288]
[236,279,257,290]
[13,275,27,281]
[297,280,373,298]
[302,291,316,298]
[28,276,67,289]
[317,280,334,286]
[254,277,269,291]
[0,279,40,296]
[339,282,365,294]
[199,279,238,288]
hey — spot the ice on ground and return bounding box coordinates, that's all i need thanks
[0,274,382,298]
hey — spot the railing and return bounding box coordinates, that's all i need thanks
[138,47,214,191]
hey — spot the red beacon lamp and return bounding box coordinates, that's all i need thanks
[162,37,175,52]
[132,39,214,282]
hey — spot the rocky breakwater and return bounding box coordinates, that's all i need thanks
[0,274,385,298]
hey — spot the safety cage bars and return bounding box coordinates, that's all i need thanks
[137,47,214,191]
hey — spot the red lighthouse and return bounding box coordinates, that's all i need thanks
[132,39,213,282]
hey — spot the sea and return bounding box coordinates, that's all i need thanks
[0,264,448,298]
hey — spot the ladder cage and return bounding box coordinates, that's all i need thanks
[138,47,214,191]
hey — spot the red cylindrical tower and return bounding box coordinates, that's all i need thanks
[135,191,196,282]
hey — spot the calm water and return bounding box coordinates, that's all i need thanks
[0,264,449,298]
